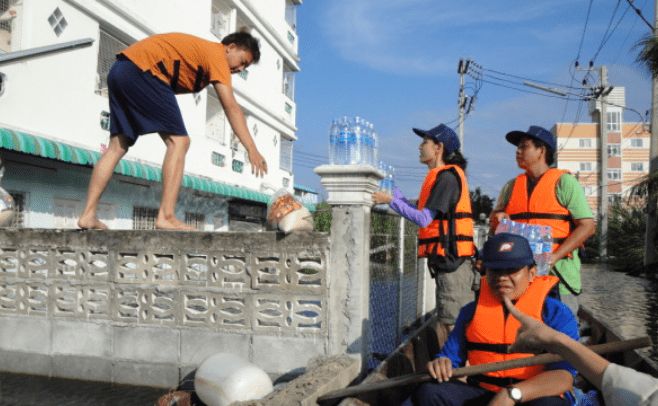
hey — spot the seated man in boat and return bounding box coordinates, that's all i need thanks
[504,296,658,406]
[404,232,578,406]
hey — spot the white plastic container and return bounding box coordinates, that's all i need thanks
[194,353,273,406]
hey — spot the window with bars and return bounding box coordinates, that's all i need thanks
[185,212,205,230]
[608,193,622,205]
[283,67,295,100]
[97,29,128,96]
[212,152,225,167]
[579,162,592,172]
[133,206,158,230]
[280,139,293,173]
[8,191,25,228]
[0,0,20,53]
[607,169,621,180]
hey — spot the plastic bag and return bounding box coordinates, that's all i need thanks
[266,189,314,233]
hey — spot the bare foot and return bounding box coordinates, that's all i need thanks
[155,216,197,231]
[77,215,108,229]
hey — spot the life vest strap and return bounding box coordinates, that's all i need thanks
[509,212,570,221]
[465,341,509,354]
[468,374,523,389]
[419,235,474,245]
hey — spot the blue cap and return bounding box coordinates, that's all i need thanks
[505,125,556,151]
[413,124,460,154]
[482,233,535,269]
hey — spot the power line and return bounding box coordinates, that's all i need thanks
[622,0,654,30]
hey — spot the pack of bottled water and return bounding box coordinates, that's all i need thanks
[495,219,553,276]
[328,116,379,167]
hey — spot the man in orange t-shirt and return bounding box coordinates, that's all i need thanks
[78,32,267,230]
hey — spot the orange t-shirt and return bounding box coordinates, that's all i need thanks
[120,32,231,94]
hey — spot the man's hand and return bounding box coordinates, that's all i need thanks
[504,297,557,354]
[248,148,267,178]
[427,357,453,382]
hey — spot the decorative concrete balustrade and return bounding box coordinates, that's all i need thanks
[0,229,330,387]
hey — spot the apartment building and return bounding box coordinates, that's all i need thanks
[552,87,650,216]
[0,0,301,230]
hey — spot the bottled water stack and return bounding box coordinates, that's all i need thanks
[494,219,553,275]
[328,116,380,167]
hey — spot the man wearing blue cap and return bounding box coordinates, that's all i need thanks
[490,126,595,315]
[404,233,578,406]
[372,124,477,339]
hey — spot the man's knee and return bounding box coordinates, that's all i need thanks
[161,133,191,151]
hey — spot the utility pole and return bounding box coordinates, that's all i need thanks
[578,64,610,260]
[457,58,470,152]
[644,0,658,268]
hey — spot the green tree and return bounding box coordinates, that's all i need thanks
[470,187,495,224]
[313,202,332,232]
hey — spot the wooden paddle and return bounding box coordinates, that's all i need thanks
[316,336,652,405]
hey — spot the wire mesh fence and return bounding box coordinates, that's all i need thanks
[368,207,421,370]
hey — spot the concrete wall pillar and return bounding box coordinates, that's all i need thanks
[314,164,383,373]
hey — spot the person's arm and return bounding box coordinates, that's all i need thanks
[487,370,574,406]
[504,297,609,389]
[489,180,514,234]
[372,188,437,227]
[213,82,267,177]
[548,217,595,268]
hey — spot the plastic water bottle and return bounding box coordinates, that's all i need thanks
[527,225,543,268]
[539,226,553,276]
[495,218,510,234]
[372,125,379,168]
[363,121,373,166]
[337,117,350,165]
[328,119,339,165]
[387,165,395,195]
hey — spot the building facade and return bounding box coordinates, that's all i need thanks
[0,0,301,230]
[552,87,650,216]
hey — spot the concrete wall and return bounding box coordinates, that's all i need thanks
[0,229,329,387]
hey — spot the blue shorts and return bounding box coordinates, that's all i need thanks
[108,55,188,146]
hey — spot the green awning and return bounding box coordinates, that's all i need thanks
[0,127,271,204]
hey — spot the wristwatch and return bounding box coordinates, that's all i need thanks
[506,387,523,404]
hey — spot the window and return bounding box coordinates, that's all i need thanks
[96,29,128,96]
[607,169,621,180]
[579,162,592,172]
[232,159,243,173]
[607,143,621,157]
[48,7,67,37]
[211,152,225,167]
[631,162,645,172]
[608,193,622,205]
[8,191,25,228]
[283,64,295,100]
[606,111,621,132]
[280,139,293,173]
[1,0,20,53]
[53,197,81,229]
[285,2,297,31]
[630,138,644,148]
[578,139,592,148]
[133,206,158,230]
[582,185,594,196]
[282,178,289,188]
[206,95,226,144]
[185,212,205,230]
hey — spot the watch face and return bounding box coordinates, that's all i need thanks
[508,387,522,401]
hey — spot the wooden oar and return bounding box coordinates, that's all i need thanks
[316,336,652,405]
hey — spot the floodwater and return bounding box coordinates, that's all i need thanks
[579,263,658,362]
[1,263,656,405]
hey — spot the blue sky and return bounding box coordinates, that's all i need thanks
[290,0,654,201]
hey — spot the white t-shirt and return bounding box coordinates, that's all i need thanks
[602,363,658,405]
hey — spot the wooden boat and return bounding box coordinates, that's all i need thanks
[330,306,658,406]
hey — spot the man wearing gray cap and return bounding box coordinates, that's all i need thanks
[490,125,595,315]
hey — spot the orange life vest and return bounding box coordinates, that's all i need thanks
[465,275,559,392]
[417,165,474,258]
[504,168,572,256]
